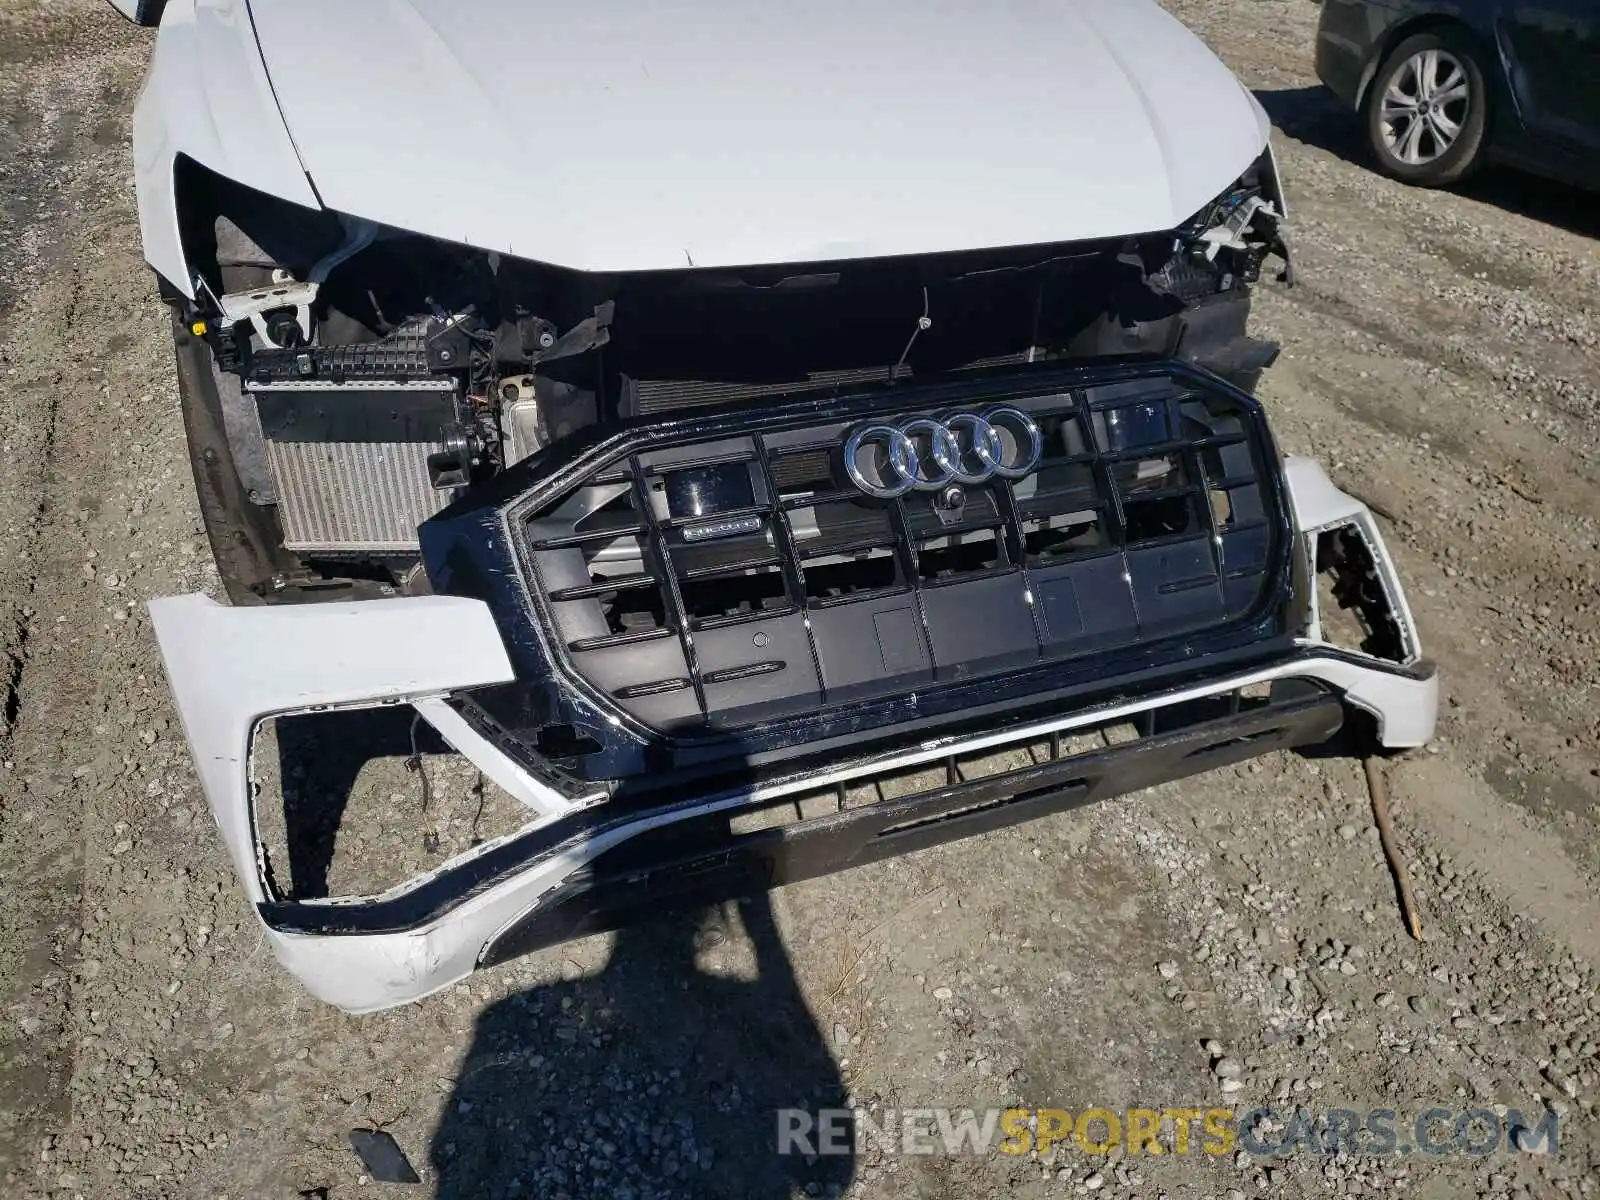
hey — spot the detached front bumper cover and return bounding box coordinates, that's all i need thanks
[151,456,1435,1013]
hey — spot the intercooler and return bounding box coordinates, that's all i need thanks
[264,438,447,553]
[251,382,454,554]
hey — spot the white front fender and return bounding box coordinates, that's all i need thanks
[132,0,323,295]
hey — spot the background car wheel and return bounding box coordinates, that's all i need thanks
[1363,30,1489,186]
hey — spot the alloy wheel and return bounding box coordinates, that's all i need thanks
[1379,48,1471,166]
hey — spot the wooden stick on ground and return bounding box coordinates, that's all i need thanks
[1363,753,1424,941]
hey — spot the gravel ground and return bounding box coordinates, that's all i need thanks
[2,2,1598,1197]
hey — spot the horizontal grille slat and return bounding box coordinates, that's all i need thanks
[796,536,900,561]
[1098,432,1247,461]
[661,504,769,531]
[806,584,910,609]
[703,660,787,685]
[614,677,694,698]
[529,525,647,550]
[677,555,782,581]
[549,573,660,601]
[692,605,800,631]
[569,627,675,652]
[780,489,858,509]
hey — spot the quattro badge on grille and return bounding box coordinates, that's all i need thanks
[681,514,764,543]
[842,408,1044,500]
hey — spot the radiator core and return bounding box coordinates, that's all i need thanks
[252,383,456,555]
[265,438,448,554]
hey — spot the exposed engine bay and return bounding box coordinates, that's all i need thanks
[172,154,1291,601]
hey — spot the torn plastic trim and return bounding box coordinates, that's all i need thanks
[1283,456,1422,666]
[1261,140,1290,221]
[149,592,532,903]
[150,463,1435,1011]
[408,697,578,819]
[252,648,1433,926]
[243,649,1428,1012]
[152,590,1433,1014]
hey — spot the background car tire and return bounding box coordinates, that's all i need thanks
[1363,29,1489,186]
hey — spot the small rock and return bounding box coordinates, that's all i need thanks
[1376,992,1396,1008]
[932,986,953,1001]
[1512,1125,1551,1154]
[1083,1171,1104,1190]
[1219,1078,1244,1094]
[1213,1058,1243,1080]
[1542,1067,1577,1100]
[1157,961,1178,980]
[1408,995,1430,1015]
[1337,824,1358,841]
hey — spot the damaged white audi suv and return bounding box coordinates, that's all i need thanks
[116,0,1437,1011]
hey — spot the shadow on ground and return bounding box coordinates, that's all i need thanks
[428,892,855,1200]
[267,713,854,1196]
[272,706,427,898]
[1255,85,1600,240]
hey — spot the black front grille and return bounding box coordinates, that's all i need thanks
[517,370,1281,733]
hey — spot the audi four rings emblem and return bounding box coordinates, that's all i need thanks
[842,408,1044,500]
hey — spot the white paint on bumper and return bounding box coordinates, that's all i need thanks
[150,462,1437,1012]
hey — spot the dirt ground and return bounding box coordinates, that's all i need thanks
[2,2,1598,1198]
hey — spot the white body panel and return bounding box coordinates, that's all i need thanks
[1283,455,1425,662]
[133,0,1270,288]
[148,592,521,901]
[150,472,1434,1013]
[132,0,322,296]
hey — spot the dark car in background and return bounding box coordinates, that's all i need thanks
[1316,0,1600,187]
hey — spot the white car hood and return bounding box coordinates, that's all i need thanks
[247,0,1269,272]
